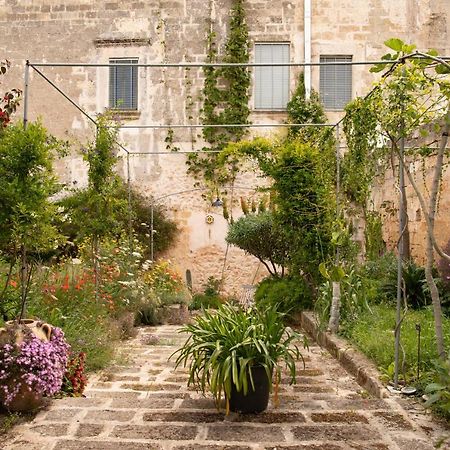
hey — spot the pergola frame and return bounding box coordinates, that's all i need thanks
[21,53,450,388]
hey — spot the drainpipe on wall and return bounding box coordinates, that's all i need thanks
[304,0,312,99]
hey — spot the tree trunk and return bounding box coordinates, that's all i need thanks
[328,281,341,333]
[0,259,16,318]
[18,246,27,321]
[93,236,100,302]
[400,181,411,261]
[398,111,449,358]
[425,113,450,358]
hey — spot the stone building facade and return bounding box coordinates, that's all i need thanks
[0,0,449,292]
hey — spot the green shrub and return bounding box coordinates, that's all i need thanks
[382,259,434,309]
[58,180,177,260]
[226,212,289,277]
[254,276,313,316]
[315,265,380,329]
[190,293,223,311]
[189,276,223,311]
[425,354,450,419]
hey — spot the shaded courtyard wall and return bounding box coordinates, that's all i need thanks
[0,0,449,291]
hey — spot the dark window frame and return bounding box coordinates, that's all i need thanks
[109,58,139,110]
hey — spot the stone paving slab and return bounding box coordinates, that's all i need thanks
[3,325,449,450]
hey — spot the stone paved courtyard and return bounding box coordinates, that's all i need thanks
[3,325,449,450]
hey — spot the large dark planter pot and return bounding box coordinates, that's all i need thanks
[228,365,271,414]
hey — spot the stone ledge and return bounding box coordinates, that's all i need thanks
[94,38,152,47]
[299,311,387,399]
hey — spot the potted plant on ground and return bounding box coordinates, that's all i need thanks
[172,303,306,414]
[0,323,70,411]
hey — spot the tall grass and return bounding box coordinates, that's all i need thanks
[342,304,450,384]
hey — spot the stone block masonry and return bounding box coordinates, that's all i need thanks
[0,0,449,288]
[2,325,448,449]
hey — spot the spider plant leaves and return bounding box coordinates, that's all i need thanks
[170,302,305,410]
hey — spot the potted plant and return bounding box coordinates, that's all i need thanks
[0,323,70,411]
[172,303,306,414]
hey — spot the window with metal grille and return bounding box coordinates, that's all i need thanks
[319,55,352,110]
[109,58,138,110]
[254,43,290,110]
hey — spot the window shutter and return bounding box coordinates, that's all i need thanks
[319,55,352,110]
[255,43,290,110]
[109,58,138,110]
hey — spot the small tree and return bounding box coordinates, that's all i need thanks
[221,138,336,287]
[351,39,450,357]
[59,179,178,260]
[66,116,128,293]
[226,211,289,277]
[0,121,64,318]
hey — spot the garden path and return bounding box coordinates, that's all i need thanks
[3,325,449,450]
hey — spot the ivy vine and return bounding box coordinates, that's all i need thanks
[186,0,251,186]
[342,97,379,207]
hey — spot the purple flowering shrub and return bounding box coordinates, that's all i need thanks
[0,326,70,407]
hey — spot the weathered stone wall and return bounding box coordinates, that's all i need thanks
[0,0,449,289]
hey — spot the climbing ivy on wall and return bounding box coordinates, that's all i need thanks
[186,0,250,186]
[342,97,380,208]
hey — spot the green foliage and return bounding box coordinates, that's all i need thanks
[187,0,250,186]
[172,303,305,412]
[364,211,386,261]
[368,44,449,146]
[0,121,63,257]
[424,354,450,418]
[382,260,434,309]
[221,138,336,284]
[226,212,290,277]
[316,265,378,328]
[70,116,128,242]
[342,97,380,206]
[286,72,327,141]
[189,276,223,311]
[369,38,417,73]
[266,142,335,281]
[342,304,450,382]
[254,276,313,317]
[86,117,117,193]
[58,180,177,259]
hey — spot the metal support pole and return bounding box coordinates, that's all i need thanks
[335,123,341,264]
[304,0,312,99]
[23,61,30,128]
[127,152,133,253]
[150,201,154,263]
[394,135,406,389]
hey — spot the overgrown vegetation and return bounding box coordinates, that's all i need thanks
[189,276,224,311]
[254,276,313,318]
[58,179,177,261]
[187,0,250,187]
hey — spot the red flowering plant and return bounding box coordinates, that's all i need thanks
[60,352,87,397]
[0,60,21,128]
